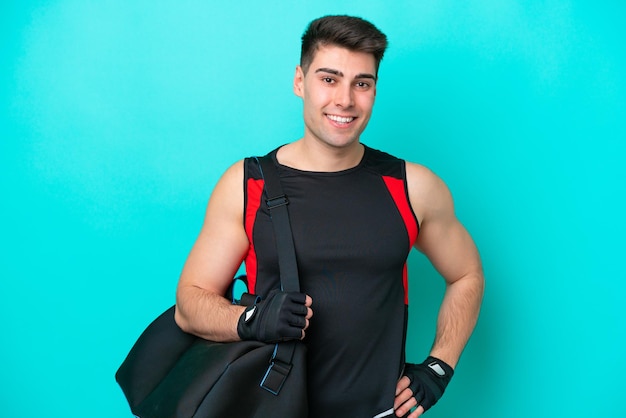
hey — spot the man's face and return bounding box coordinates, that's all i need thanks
[294,45,377,150]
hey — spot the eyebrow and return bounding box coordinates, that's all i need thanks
[314,67,377,81]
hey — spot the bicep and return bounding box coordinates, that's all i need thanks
[408,164,481,284]
[416,216,481,285]
[178,161,250,296]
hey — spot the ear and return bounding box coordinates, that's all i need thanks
[293,65,305,98]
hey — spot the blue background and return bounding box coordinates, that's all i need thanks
[2,1,624,417]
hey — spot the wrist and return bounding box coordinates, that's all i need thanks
[423,356,454,380]
[236,304,256,341]
[428,350,458,369]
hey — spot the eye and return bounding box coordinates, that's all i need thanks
[322,77,335,84]
[355,81,371,89]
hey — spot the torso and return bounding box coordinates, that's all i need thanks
[243,145,419,417]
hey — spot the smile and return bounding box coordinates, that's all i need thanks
[326,114,355,124]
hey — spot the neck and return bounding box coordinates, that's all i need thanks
[277,140,365,172]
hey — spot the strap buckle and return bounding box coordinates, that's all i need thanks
[266,195,289,209]
[260,360,292,395]
[259,343,293,395]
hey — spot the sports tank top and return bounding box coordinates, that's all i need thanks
[243,145,419,417]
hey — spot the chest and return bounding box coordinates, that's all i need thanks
[278,172,412,274]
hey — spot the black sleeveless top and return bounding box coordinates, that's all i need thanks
[243,145,419,417]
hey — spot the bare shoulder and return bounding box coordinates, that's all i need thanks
[177,159,248,294]
[214,159,245,194]
[206,160,246,215]
[404,161,454,224]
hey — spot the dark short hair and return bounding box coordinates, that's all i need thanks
[300,15,388,75]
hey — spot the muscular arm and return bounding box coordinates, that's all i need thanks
[395,163,484,417]
[174,161,249,342]
[174,161,313,343]
[407,162,484,368]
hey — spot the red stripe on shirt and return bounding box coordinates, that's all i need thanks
[244,178,264,294]
[382,176,419,305]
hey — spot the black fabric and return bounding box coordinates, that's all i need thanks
[115,155,308,417]
[243,146,418,417]
[255,155,300,293]
[237,290,308,342]
[115,306,198,409]
[116,303,308,418]
[404,356,454,412]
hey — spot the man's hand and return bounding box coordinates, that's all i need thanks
[237,290,313,342]
[394,357,454,417]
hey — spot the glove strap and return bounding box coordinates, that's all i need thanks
[424,356,454,379]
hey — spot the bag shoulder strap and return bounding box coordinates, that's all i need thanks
[255,155,300,293]
[253,154,302,395]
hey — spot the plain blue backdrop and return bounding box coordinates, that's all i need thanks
[2,1,625,417]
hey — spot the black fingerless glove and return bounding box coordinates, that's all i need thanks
[237,290,308,343]
[404,356,454,412]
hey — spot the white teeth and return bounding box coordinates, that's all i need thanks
[327,115,354,124]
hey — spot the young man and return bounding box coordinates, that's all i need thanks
[174,15,484,418]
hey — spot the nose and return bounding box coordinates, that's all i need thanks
[333,84,354,108]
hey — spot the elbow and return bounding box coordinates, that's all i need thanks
[174,304,192,333]
[449,270,485,304]
[469,269,485,291]
[174,282,199,334]
[466,271,485,300]
[174,286,197,334]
